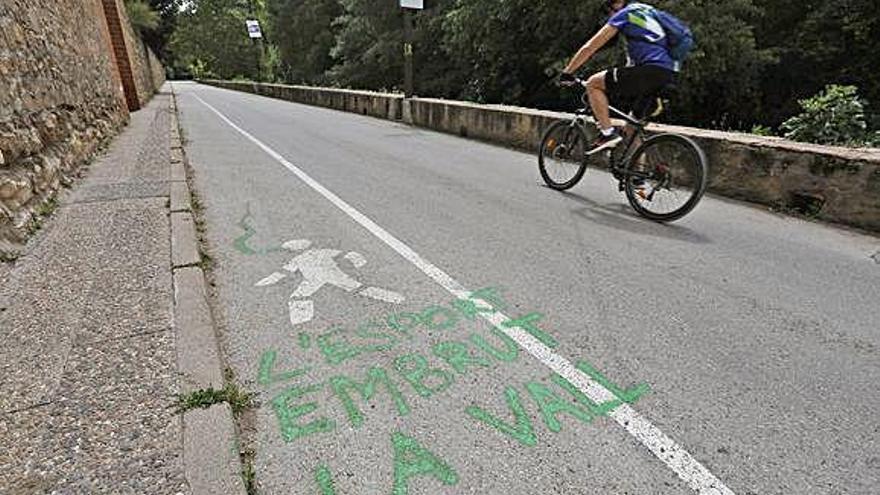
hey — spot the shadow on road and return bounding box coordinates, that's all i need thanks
[558,189,713,245]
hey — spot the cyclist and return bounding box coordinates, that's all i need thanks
[560,0,679,154]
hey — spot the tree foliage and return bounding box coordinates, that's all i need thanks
[133,0,185,61]
[170,0,265,80]
[125,0,161,33]
[269,0,342,84]
[782,85,876,146]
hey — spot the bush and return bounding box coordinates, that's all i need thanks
[125,0,160,33]
[781,85,874,147]
[750,124,775,137]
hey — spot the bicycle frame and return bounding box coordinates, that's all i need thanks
[543,78,709,221]
[568,100,654,182]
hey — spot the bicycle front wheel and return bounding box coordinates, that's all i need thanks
[624,134,708,222]
[538,121,590,190]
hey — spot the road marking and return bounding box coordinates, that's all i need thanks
[192,92,735,495]
[359,286,406,304]
[256,272,286,286]
[254,237,405,327]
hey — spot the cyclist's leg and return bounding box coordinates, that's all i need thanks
[585,70,613,131]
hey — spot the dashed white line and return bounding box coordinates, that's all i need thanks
[191,91,735,495]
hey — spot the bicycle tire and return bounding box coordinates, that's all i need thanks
[538,121,589,191]
[624,133,708,222]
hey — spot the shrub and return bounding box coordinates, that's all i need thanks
[125,0,160,33]
[781,85,873,147]
[750,124,775,137]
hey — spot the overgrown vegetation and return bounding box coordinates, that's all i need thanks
[0,251,20,263]
[157,0,879,146]
[25,197,60,235]
[782,85,879,147]
[241,448,257,495]
[125,0,160,33]
[174,379,254,416]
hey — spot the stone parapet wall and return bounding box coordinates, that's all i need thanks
[209,81,404,121]
[0,0,164,251]
[202,80,880,232]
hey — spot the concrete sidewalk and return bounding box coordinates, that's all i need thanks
[0,87,242,494]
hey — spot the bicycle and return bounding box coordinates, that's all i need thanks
[538,76,708,222]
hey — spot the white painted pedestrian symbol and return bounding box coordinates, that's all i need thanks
[255,239,404,326]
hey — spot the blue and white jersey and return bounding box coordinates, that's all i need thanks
[607,3,676,71]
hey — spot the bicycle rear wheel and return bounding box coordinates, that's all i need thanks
[624,134,708,222]
[538,121,591,190]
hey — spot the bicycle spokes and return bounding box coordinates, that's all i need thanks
[624,135,707,221]
[538,122,590,190]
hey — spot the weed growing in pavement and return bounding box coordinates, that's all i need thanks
[0,251,20,263]
[190,190,210,239]
[36,197,58,217]
[174,379,254,416]
[240,448,257,495]
[199,251,214,271]
[190,192,204,215]
[26,197,60,235]
[175,387,226,412]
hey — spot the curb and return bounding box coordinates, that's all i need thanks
[168,85,248,495]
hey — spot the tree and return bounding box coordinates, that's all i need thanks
[170,0,263,80]
[754,0,880,128]
[440,0,606,105]
[125,0,160,33]
[327,0,404,90]
[269,0,342,84]
[130,0,185,62]
[649,0,772,129]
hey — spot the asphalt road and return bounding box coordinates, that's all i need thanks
[173,81,879,495]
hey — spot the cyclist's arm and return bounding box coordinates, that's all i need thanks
[563,24,618,74]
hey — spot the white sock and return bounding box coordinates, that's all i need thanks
[600,127,615,137]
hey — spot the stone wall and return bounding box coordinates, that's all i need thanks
[149,48,166,95]
[203,80,880,232]
[213,82,404,121]
[0,1,164,251]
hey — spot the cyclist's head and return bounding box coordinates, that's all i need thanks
[604,0,627,14]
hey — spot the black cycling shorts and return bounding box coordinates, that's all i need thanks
[604,65,675,118]
[604,65,675,98]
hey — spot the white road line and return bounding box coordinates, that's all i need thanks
[255,272,286,286]
[359,286,405,304]
[191,92,735,495]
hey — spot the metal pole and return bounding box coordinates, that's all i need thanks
[403,9,414,97]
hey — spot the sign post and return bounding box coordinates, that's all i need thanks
[246,19,264,81]
[399,0,423,98]
[246,19,263,39]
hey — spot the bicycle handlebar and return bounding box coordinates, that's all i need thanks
[558,75,588,88]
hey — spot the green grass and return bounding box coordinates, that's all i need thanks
[174,379,254,416]
[198,251,214,271]
[241,448,257,495]
[0,251,20,263]
[26,197,60,235]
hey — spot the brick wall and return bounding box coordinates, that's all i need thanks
[112,0,166,107]
[101,0,141,110]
